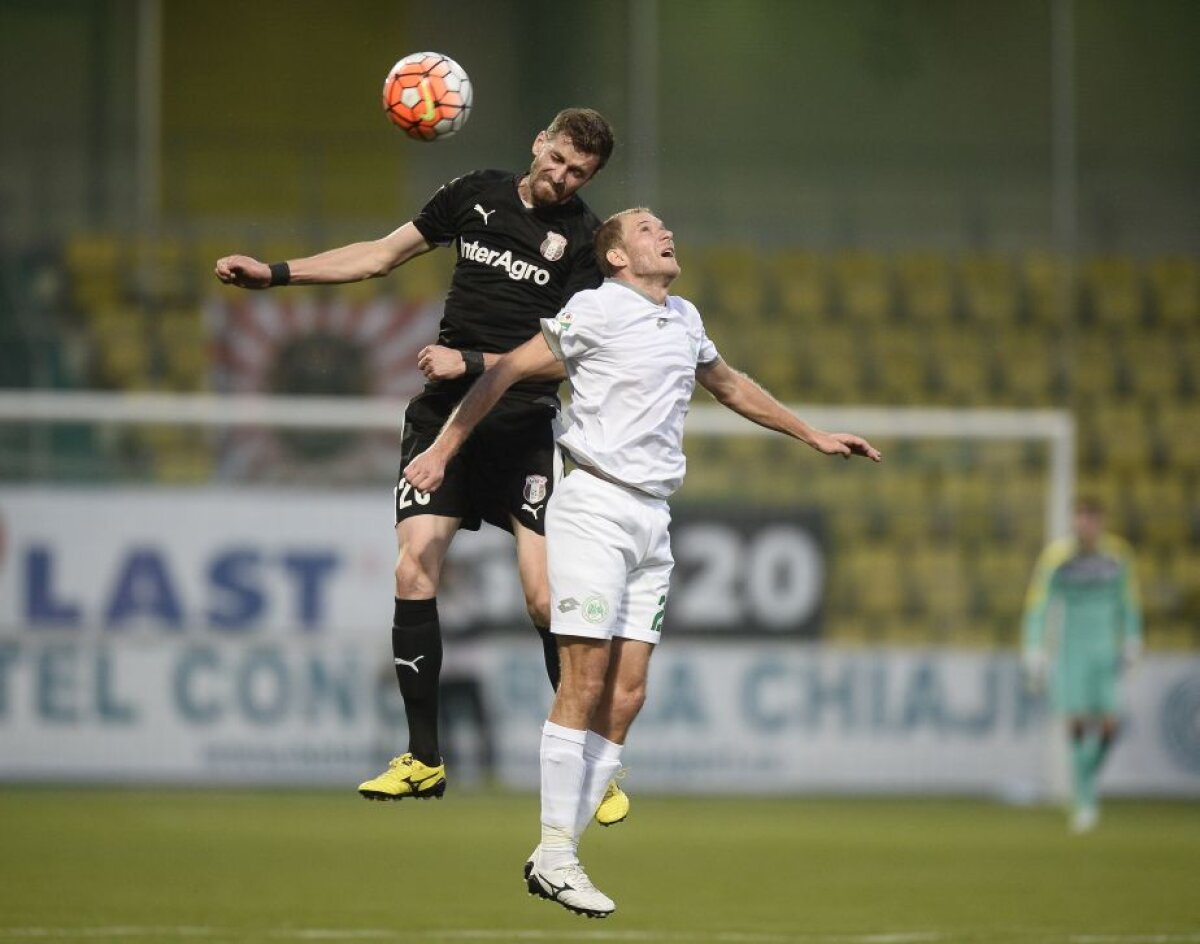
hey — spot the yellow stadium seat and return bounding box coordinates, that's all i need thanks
[1082,255,1143,329]
[960,254,1018,325]
[1067,336,1118,399]
[994,332,1056,404]
[870,328,929,404]
[1021,251,1072,326]
[799,324,866,402]
[976,545,1034,627]
[158,307,209,390]
[1088,401,1153,474]
[769,251,830,322]
[1128,472,1190,550]
[1147,255,1199,328]
[1121,333,1180,400]
[908,544,971,623]
[932,330,991,405]
[830,252,892,324]
[842,547,907,619]
[896,251,955,324]
[1157,403,1200,471]
[702,245,768,320]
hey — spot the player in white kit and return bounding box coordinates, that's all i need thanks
[404,208,882,918]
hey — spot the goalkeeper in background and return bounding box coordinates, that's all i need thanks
[1021,496,1143,833]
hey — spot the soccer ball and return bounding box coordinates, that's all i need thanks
[382,52,473,141]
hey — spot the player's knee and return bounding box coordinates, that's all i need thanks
[611,678,647,724]
[394,547,442,598]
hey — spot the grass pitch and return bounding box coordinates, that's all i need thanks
[1,788,1197,943]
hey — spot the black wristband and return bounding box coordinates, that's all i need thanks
[268,262,291,287]
[462,350,485,377]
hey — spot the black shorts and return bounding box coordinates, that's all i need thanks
[395,389,557,535]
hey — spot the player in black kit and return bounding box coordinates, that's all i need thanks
[215,109,629,824]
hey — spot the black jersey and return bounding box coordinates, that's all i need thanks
[412,169,602,403]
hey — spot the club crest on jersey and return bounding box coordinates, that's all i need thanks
[540,232,568,262]
[523,474,548,504]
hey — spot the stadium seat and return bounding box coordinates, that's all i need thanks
[842,547,907,620]
[931,329,992,405]
[1128,472,1192,550]
[895,251,956,324]
[1088,401,1154,474]
[960,254,1019,325]
[1082,255,1144,329]
[869,328,930,404]
[908,544,971,624]
[769,250,830,322]
[830,252,893,324]
[1147,255,1199,329]
[975,545,1034,629]
[1021,251,1071,326]
[798,324,865,402]
[1068,335,1119,400]
[158,307,208,390]
[702,245,769,321]
[994,331,1056,404]
[1156,403,1200,471]
[1120,332,1180,400]
[65,232,124,312]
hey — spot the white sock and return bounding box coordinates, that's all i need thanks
[539,720,587,869]
[575,730,624,838]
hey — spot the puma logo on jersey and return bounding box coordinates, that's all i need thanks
[394,655,425,673]
[460,238,552,285]
[521,502,542,520]
[473,204,495,225]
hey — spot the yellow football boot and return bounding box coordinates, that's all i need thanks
[358,753,446,801]
[594,775,629,826]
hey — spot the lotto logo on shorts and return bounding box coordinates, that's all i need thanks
[582,595,610,624]
[523,474,548,504]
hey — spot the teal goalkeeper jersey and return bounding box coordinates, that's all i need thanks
[1021,534,1143,662]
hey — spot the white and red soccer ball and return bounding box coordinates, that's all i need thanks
[382,52,473,141]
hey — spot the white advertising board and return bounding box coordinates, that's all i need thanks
[1,489,1197,795]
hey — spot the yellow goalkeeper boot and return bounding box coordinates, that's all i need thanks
[594,773,629,826]
[358,753,446,801]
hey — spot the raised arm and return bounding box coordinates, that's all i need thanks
[696,358,881,461]
[214,222,432,289]
[404,333,564,492]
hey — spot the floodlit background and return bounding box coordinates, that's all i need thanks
[1,0,1198,797]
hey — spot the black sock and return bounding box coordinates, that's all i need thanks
[392,597,443,766]
[536,624,560,691]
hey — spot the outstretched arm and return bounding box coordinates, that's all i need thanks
[215,222,432,289]
[404,333,563,492]
[696,359,882,461]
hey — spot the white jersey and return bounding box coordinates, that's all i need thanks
[540,278,720,498]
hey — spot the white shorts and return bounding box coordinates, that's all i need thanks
[546,469,673,644]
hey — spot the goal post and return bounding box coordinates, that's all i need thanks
[0,390,1075,541]
[0,390,1076,797]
